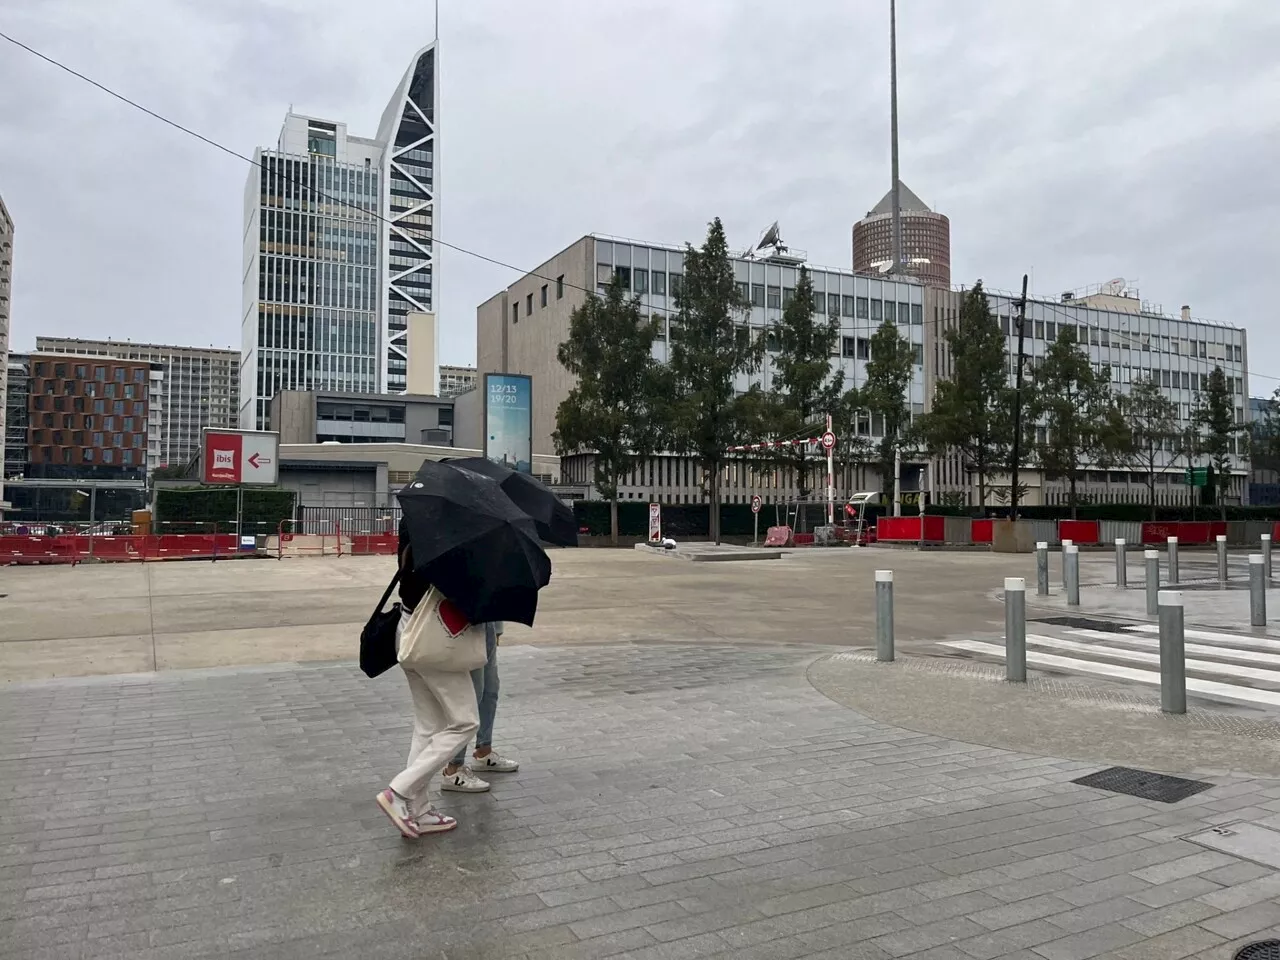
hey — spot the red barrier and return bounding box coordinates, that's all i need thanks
[1,533,245,565]
[1274,522,1280,542]
[971,519,994,544]
[1141,521,1227,546]
[921,516,945,542]
[1057,520,1100,545]
[763,525,793,547]
[347,534,397,556]
[876,517,921,541]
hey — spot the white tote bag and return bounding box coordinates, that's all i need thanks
[397,587,488,673]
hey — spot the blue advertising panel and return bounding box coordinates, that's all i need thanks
[484,373,533,474]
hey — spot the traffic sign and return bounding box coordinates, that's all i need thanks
[648,503,662,543]
[202,429,280,486]
[750,495,762,514]
[820,431,836,451]
[1185,467,1209,488]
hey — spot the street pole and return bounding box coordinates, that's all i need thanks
[1009,274,1029,520]
[888,0,902,275]
[826,413,834,527]
[892,443,902,518]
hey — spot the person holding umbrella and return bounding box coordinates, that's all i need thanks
[437,458,578,794]
[375,461,552,838]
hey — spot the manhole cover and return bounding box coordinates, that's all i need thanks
[1235,941,1280,960]
[1071,766,1213,804]
[1030,616,1130,633]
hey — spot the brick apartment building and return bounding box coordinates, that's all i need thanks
[25,354,162,475]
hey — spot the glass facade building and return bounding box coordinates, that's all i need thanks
[241,43,439,430]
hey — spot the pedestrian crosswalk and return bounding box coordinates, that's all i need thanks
[940,625,1280,709]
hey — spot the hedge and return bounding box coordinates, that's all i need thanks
[155,487,296,531]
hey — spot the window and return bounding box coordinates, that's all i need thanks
[828,293,840,317]
[134,401,144,415]
[124,418,134,431]
[1161,369,1170,387]
[114,367,125,382]
[856,338,870,360]
[1046,321,1057,340]
[1000,316,1011,335]
[83,448,94,462]
[114,400,125,415]
[123,450,134,466]
[899,303,910,325]
[134,369,146,382]
[74,396,85,413]
[766,287,781,309]
[1181,371,1190,389]
[910,303,922,325]
[438,407,454,427]
[134,434,145,448]
[841,336,858,358]
[856,297,869,319]
[1035,320,1045,339]
[670,274,683,297]
[781,287,794,308]
[613,266,631,289]
[884,301,896,323]
[750,284,765,307]
[93,398,105,414]
[871,300,882,322]
[84,382,95,397]
[556,274,565,298]
[913,344,924,366]
[106,384,116,399]
[735,280,749,302]
[102,449,114,464]
[525,293,533,315]
[92,432,104,446]
[634,270,648,295]
[94,366,106,381]
[540,284,548,307]
[512,302,519,323]
[54,396,66,412]
[84,416,94,429]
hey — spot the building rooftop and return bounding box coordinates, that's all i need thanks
[865,181,935,217]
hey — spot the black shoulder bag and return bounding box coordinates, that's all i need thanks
[360,570,402,678]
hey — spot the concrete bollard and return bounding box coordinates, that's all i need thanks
[1251,555,1267,628]
[1157,590,1186,715]
[1036,542,1049,597]
[1217,535,1228,584]
[1064,544,1080,607]
[1005,577,1026,682]
[1264,533,1273,582]
[1167,536,1180,586]
[1061,539,1073,587]
[1115,538,1127,589]
[1145,549,1160,616]
[875,570,894,662]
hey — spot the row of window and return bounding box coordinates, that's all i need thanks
[996,316,1245,362]
[32,395,146,415]
[32,363,147,383]
[512,275,566,322]
[29,429,147,448]
[28,445,142,466]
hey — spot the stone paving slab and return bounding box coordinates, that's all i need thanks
[3,642,1280,958]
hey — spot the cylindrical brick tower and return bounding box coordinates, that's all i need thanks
[852,182,950,288]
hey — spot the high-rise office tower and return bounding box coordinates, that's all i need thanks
[1,194,13,509]
[241,43,438,430]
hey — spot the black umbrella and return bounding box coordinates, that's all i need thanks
[444,457,578,547]
[396,460,552,627]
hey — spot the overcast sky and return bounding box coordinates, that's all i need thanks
[2,0,1278,395]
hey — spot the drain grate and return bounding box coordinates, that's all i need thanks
[1236,942,1280,960]
[1071,766,1213,803]
[1030,615,1131,633]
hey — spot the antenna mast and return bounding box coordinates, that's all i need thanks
[889,0,903,275]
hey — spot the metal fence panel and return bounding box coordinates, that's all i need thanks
[1099,520,1143,545]
[297,505,401,535]
[943,516,972,545]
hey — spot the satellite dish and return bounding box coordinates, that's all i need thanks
[757,222,780,250]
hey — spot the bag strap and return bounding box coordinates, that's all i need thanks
[374,569,402,614]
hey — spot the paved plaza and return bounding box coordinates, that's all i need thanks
[4,547,1280,958]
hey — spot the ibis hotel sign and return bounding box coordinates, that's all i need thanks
[201,429,280,486]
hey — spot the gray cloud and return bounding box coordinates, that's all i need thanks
[1,0,1277,395]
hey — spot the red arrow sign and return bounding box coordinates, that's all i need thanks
[248,452,271,469]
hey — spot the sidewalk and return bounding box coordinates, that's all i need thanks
[3,642,1280,959]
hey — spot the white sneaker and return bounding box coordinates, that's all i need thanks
[441,766,490,792]
[411,807,458,834]
[471,751,519,773]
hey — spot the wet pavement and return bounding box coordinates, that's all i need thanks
[4,641,1280,959]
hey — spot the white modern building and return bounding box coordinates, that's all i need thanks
[1,194,13,511]
[438,364,476,398]
[241,43,439,430]
[35,337,238,469]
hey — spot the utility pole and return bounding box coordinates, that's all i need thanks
[888,0,903,275]
[1009,274,1029,520]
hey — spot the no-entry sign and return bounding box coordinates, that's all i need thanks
[751,495,762,514]
[202,429,280,486]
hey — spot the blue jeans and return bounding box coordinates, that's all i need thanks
[452,623,499,765]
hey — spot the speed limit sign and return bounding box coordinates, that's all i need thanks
[820,431,836,450]
[750,495,762,514]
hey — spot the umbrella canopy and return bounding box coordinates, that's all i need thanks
[444,457,578,547]
[396,460,551,627]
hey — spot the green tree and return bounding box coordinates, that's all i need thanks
[666,217,761,543]
[1026,326,1118,518]
[766,266,844,500]
[1192,365,1241,520]
[554,274,665,544]
[1119,376,1178,519]
[915,281,1012,509]
[862,320,915,502]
